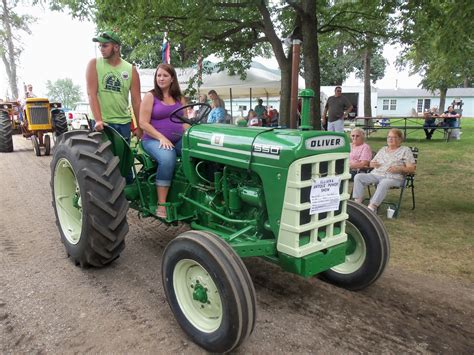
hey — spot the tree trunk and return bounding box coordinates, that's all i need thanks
[301,0,321,129]
[363,43,372,118]
[1,0,19,99]
[257,3,292,127]
[439,87,447,112]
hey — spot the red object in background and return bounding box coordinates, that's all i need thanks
[249,117,262,127]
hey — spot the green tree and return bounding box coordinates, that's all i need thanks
[398,0,474,111]
[46,78,82,109]
[0,0,36,100]
[52,0,395,127]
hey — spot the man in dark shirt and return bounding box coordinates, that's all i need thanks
[322,86,353,132]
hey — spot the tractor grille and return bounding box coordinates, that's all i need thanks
[28,106,49,125]
[277,153,351,258]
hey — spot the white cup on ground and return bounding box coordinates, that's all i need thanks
[387,207,395,219]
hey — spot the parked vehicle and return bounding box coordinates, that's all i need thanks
[66,102,92,130]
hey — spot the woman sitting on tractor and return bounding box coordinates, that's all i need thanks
[139,64,187,218]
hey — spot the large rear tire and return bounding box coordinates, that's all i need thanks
[320,200,390,290]
[50,130,129,267]
[0,111,13,152]
[52,110,68,137]
[162,230,256,353]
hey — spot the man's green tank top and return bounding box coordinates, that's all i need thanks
[96,57,133,124]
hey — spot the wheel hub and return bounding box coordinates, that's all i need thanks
[192,281,209,304]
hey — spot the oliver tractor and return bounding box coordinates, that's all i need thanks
[0,98,68,155]
[50,90,389,353]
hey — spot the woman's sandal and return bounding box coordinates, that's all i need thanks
[157,208,167,219]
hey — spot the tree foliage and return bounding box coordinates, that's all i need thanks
[46,78,82,109]
[0,0,36,99]
[398,0,474,110]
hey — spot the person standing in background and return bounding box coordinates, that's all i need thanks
[322,86,353,132]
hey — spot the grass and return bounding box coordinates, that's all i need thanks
[351,119,474,282]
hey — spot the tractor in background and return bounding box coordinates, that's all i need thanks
[0,98,68,155]
[50,89,390,353]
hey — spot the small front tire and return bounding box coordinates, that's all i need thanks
[44,134,51,156]
[32,135,41,156]
[162,230,256,353]
[320,200,390,290]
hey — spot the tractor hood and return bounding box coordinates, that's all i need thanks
[184,124,350,169]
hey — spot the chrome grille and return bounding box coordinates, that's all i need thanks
[29,106,49,125]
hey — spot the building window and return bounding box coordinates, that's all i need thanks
[383,99,396,111]
[390,99,397,110]
[417,99,431,113]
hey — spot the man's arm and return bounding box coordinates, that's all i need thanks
[86,58,104,130]
[130,65,142,137]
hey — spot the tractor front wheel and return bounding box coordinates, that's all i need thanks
[162,230,256,353]
[0,111,13,152]
[32,135,41,156]
[44,134,51,156]
[50,130,129,267]
[320,200,390,290]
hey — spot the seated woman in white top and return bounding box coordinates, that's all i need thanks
[352,128,416,213]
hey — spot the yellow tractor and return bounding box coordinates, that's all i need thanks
[0,98,68,156]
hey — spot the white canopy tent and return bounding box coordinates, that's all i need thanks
[139,61,305,99]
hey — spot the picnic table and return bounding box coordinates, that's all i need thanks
[351,116,462,142]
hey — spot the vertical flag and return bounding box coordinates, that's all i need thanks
[162,32,170,64]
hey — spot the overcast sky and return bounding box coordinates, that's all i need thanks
[1,7,422,100]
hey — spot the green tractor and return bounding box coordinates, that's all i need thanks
[50,90,389,353]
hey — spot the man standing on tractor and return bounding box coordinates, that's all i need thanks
[86,30,142,140]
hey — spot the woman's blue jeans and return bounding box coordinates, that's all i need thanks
[142,138,182,187]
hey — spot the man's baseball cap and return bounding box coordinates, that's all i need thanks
[92,31,121,45]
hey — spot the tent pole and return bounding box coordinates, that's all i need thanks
[250,88,252,111]
[230,88,233,123]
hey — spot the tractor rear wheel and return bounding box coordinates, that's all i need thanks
[50,130,129,267]
[44,134,51,156]
[0,111,13,152]
[32,135,41,156]
[320,200,390,291]
[162,230,256,353]
[52,110,68,137]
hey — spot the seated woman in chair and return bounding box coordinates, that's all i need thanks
[352,128,416,213]
[349,127,372,179]
[139,63,187,218]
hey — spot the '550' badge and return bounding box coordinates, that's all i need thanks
[252,143,281,155]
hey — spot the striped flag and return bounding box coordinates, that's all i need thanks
[162,32,170,64]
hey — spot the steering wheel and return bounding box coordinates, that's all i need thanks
[170,103,212,125]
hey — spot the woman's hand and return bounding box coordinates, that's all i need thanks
[370,160,381,168]
[159,137,174,150]
[387,165,403,174]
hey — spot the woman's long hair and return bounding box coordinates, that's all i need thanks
[151,63,182,102]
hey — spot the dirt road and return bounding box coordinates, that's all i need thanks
[1,135,473,353]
